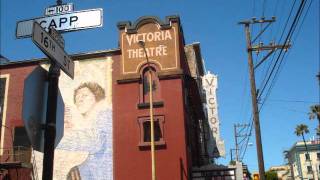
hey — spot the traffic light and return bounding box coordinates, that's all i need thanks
[253,173,259,180]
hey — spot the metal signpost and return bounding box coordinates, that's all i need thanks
[31,22,74,180]
[16,8,103,38]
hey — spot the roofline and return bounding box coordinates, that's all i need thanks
[117,15,180,33]
[286,139,320,153]
[0,48,120,67]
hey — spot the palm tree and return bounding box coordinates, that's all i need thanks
[294,124,315,179]
[295,124,309,149]
[308,104,320,125]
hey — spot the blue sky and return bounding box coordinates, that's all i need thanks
[1,0,319,172]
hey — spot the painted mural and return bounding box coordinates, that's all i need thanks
[35,57,113,180]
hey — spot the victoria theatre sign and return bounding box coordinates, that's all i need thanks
[118,16,180,76]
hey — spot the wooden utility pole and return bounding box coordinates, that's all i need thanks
[239,17,290,180]
[57,0,62,5]
[234,125,239,162]
[139,40,156,180]
[234,123,250,162]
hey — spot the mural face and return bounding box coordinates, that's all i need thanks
[35,57,113,180]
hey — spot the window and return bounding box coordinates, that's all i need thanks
[139,66,162,105]
[138,116,165,147]
[13,127,31,163]
[305,153,310,161]
[0,74,9,156]
[0,76,8,128]
[307,166,312,174]
[143,121,162,142]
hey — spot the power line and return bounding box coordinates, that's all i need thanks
[262,0,267,17]
[258,0,297,97]
[258,0,307,102]
[239,0,312,165]
[265,99,318,104]
[292,0,313,42]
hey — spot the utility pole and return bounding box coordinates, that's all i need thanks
[234,123,250,162]
[239,17,290,180]
[57,0,62,5]
[234,125,239,162]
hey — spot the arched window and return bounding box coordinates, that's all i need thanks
[139,66,161,104]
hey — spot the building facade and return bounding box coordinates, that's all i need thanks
[285,139,320,180]
[269,165,291,180]
[0,16,225,180]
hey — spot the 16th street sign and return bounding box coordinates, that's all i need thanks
[16,8,102,38]
[32,22,74,78]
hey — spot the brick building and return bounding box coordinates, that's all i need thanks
[0,16,224,179]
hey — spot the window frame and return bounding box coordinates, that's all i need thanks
[138,115,165,147]
[305,153,310,161]
[139,65,162,104]
[306,165,312,174]
[0,74,10,156]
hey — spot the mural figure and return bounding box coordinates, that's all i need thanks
[57,82,113,180]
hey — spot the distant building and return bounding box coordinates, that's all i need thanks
[285,139,320,180]
[269,165,291,180]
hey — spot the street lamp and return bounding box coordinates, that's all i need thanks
[138,40,156,180]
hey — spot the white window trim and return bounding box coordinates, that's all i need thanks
[0,74,10,155]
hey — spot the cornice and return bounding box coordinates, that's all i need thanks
[117,15,180,34]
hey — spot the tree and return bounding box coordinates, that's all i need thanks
[229,160,236,165]
[265,170,278,180]
[294,124,315,179]
[294,124,309,149]
[308,104,320,125]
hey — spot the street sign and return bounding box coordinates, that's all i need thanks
[45,3,74,16]
[16,8,103,38]
[32,22,74,78]
[49,27,65,48]
[22,66,64,152]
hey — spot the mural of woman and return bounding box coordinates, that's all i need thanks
[57,82,113,180]
[74,82,105,117]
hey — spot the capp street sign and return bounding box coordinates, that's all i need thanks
[45,3,74,16]
[32,22,74,78]
[16,8,103,38]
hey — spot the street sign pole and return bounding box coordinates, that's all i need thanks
[42,62,60,180]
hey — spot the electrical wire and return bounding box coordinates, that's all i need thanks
[292,0,313,42]
[240,0,310,161]
[262,0,267,18]
[258,0,297,96]
[258,0,307,102]
[239,0,311,162]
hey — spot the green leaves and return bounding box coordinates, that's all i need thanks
[294,124,309,136]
